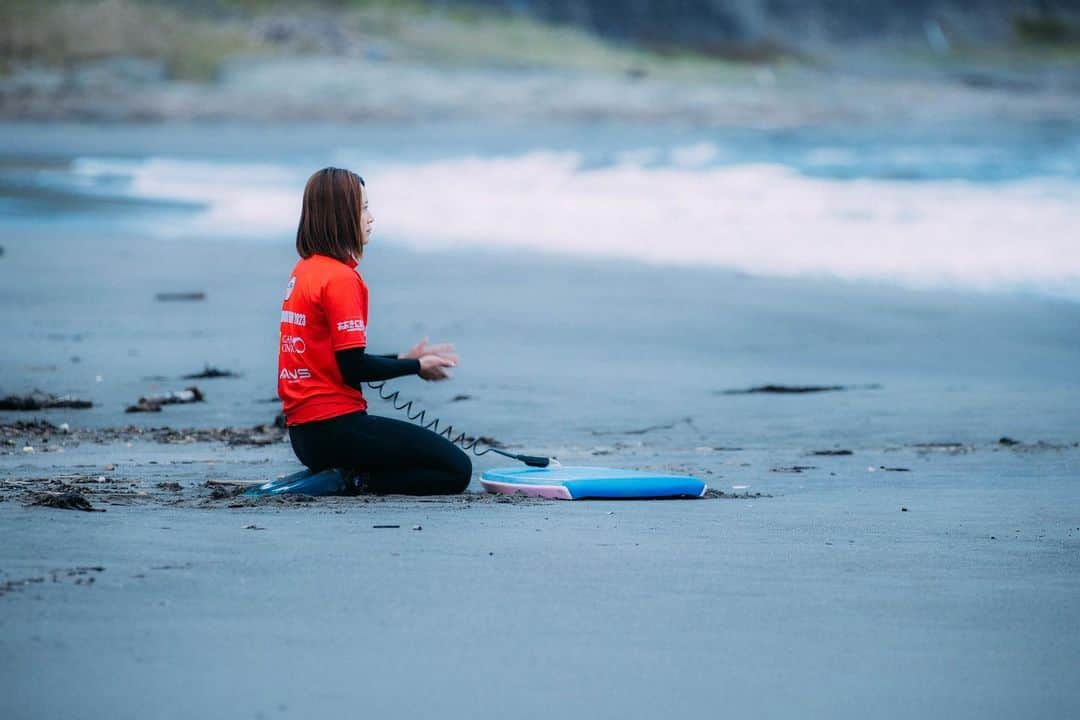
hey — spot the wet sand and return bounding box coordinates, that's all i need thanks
[2,433,1079,719]
[3,368,1080,718]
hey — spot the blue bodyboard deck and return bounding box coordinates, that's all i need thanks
[481,466,706,500]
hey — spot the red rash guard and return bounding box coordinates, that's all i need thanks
[278,254,369,426]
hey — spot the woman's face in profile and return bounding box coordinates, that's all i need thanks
[361,191,375,246]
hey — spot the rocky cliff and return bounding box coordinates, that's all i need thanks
[443,0,1080,52]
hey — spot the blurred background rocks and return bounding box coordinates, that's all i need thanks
[1,0,1078,124]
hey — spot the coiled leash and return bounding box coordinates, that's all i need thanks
[365,380,554,468]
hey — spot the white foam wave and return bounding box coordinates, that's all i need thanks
[68,152,1080,295]
[71,156,303,233]
[371,152,1080,294]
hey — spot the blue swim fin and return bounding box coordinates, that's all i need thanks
[244,468,349,497]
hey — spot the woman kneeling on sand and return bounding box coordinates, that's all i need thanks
[277,167,470,494]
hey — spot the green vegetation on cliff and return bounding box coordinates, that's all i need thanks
[0,0,768,82]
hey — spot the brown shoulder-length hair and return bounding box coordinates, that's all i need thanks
[295,167,366,263]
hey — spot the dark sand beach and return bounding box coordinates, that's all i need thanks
[2,438,1078,718]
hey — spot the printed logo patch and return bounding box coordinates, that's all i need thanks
[281,310,307,327]
[281,335,306,354]
[336,319,366,333]
[284,276,296,301]
[279,367,311,381]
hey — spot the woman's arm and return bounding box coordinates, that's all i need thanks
[336,347,420,386]
[337,348,456,385]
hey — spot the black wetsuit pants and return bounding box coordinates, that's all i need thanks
[288,410,472,495]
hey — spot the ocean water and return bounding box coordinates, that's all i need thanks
[2,121,1079,296]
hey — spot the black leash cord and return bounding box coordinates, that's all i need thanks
[365,381,551,468]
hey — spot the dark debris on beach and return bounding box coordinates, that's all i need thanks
[183,365,239,380]
[25,488,102,512]
[0,392,92,411]
[125,386,205,413]
[591,417,693,436]
[1,418,287,455]
[705,489,769,499]
[996,439,1080,453]
[719,384,882,395]
[155,291,205,302]
[902,439,1078,455]
[1,566,104,598]
[205,481,245,500]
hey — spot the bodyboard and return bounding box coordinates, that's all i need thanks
[480,466,706,500]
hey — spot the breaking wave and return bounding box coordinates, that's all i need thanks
[66,148,1080,296]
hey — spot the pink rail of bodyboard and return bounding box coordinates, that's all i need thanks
[480,479,573,499]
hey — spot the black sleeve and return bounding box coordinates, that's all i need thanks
[336,347,420,386]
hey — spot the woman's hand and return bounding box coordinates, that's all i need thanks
[401,337,458,365]
[418,354,455,381]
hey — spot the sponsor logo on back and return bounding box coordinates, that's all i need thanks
[279,367,311,381]
[281,335,306,354]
